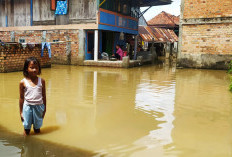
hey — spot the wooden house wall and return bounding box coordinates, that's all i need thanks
[0,0,31,27]
[0,0,6,27]
[69,0,97,24]
[5,0,13,26]
[33,0,55,25]
[14,0,31,26]
[0,0,97,27]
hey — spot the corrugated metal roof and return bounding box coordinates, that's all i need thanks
[139,26,178,43]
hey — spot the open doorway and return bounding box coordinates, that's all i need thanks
[86,31,94,60]
[102,31,114,57]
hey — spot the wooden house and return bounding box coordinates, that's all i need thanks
[0,0,172,65]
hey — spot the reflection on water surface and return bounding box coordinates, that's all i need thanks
[0,63,231,157]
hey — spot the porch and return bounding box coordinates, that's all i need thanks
[83,54,153,68]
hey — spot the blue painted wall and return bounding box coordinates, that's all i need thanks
[116,16,127,28]
[99,24,138,35]
[100,11,115,26]
[99,10,138,35]
[128,19,138,30]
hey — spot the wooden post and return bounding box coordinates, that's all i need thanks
[133,35,138,60]
[94,30,99,61]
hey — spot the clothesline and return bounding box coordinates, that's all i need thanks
[0,41,72,45]
[49,40,72,44]
[0,41,73,59]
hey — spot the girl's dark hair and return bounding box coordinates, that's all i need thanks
[116,44,120,47]
[23,57,41,77]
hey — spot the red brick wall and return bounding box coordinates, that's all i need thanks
[0,32,11,41]
[0,43,51,73]
[183,0,232,19]
[46,30,79,65]
[0,29,79,65]
[181,23,232,55]
[14,31,43,42]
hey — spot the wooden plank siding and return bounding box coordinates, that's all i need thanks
[69,0,97,24]
[0,0,6,27]
[14,0,31,26]
[0,0,97,27]
[5,0,14,27]
[0,0,31,27]
[33,0,55,25]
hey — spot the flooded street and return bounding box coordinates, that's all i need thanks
[0,63,231,157]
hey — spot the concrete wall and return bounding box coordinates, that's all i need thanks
[177,0,232,70]
[0,43,51,73]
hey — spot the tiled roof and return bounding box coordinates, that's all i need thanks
[147,11,179,27]
[139,26,178,43]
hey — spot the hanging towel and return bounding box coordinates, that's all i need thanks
[55,0,68,15]
[41,42,52,58]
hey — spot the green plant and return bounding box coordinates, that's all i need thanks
[228,61,232,92]
[228,60,232,74]
[230,76,232,92]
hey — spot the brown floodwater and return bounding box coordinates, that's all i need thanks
[0,62,231,157]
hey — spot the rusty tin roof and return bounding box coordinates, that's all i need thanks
[139,26,178,43]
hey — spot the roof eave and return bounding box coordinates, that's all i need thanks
[139,0,172,7]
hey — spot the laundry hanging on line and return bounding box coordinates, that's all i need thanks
[55,0,68,15]
[41,42,52,58]
[0,41,71,58]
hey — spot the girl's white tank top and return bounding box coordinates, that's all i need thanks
[23,77,43,105]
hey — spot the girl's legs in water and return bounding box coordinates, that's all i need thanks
[34,128,40,133]
[23,128,40,135]
[24,129,30,135]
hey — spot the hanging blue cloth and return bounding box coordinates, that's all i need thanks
[41,42,52,58]
[55,0,68,15]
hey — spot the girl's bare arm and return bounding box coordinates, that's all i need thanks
[19,81,25,121]
[42,78,46,118]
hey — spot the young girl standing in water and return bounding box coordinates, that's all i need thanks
[19,57,46,135]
